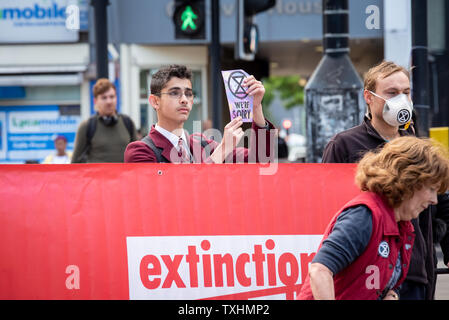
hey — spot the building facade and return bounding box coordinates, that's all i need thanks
[0,0,89,163]
[0,0,385,162]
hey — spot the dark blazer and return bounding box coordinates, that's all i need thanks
[124,120,275,163]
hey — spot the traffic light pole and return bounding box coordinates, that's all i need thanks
[210,0,222,131]
[91,0,110,79]
[305,0,363,162]
[411,0,430,137]
[235,0,275,61]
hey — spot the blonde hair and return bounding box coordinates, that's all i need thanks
[355,137,449,208]
[364,61,410,93]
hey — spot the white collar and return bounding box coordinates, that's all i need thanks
[154,124,189,151]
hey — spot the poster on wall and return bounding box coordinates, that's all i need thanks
[0,105,81,163]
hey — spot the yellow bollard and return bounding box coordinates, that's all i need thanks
[429,127,449,150]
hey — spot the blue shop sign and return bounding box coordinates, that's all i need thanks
[0,105,81,163]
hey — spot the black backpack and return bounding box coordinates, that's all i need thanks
[86,114,134,143]
[76,114,134,163]
[141,135,210,163]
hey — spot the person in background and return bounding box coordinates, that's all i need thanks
[72,78,137,163]
[43,135,72,164]
[298,136,449,300]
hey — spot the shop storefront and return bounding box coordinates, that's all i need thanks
[0,0,89,163]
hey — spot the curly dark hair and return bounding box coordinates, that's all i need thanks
[150,64,192,95]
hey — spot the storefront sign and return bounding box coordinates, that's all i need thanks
[0,105,80,163]
[0,0,87,43]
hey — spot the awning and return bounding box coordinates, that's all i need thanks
[0,65,87,74]
[0,73,83,86]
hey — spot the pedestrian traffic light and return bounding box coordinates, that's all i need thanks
[235,0,276,61]
[173,0,205,40]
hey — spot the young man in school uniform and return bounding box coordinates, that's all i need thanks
[124,64,275,164]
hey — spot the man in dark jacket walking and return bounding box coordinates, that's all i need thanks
[322,61,449,299]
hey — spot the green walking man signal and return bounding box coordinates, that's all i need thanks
[173,0,205,40]
[181,6,198,31]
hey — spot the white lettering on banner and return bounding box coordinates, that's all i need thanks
[365,265,380,290]
[127,235,322,300]
[65,265,80,290]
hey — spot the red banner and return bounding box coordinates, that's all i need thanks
[0,163,359,299]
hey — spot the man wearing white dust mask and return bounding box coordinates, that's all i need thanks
[322,61,449,300]
[368,90,413,129]
[322,61,415,163]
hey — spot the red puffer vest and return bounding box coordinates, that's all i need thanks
[297,192,415,300]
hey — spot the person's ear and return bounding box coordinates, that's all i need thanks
[149,94,159,111]
[364,90,373,105]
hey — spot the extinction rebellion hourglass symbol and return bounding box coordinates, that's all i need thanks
[228,71,248,99]
[397,109,411,124]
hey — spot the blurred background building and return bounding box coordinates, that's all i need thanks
[0,0,447,163]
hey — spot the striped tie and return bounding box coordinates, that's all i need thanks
[177,137,190,163]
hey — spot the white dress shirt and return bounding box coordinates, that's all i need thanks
[154,124,192,159]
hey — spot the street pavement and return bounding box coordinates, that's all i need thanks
[435,244,449,300]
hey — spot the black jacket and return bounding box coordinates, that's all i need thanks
[322,117,449,299]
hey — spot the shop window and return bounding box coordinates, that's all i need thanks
[59,105,81,116]
[25,86,81,102]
